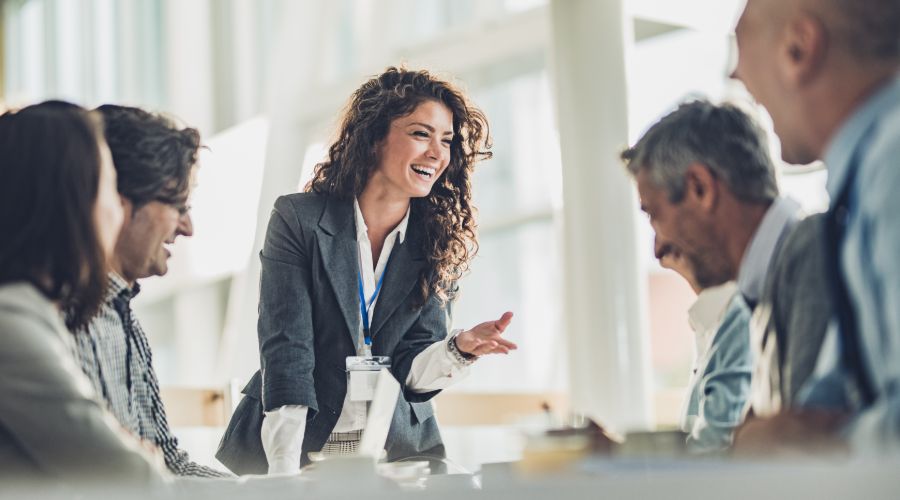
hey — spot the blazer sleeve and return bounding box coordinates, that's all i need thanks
[391,286,456,403]
[0,303,167,483]
[257,195,319,414]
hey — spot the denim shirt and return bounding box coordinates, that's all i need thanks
[798,75,900,453]
[681,289,753,454]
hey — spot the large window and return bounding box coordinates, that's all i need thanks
[453,68,566,393]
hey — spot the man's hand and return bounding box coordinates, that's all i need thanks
[455,311,517,356]
[656,239,701,294]
[732,410,850,457]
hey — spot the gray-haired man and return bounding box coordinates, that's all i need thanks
[622,99,801,451]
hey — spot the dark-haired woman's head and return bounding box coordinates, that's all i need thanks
[307,67,492,304]
[0,101,124,328]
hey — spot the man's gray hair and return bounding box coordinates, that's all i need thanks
[621,100,778,204]
[825,0,900,61]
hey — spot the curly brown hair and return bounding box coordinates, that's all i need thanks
[306,67,492,305]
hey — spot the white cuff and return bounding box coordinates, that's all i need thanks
[406,334,472,392]
[261,405,308,474]
[267,456,301,475]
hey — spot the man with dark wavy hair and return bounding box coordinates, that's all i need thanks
[73,105,230,477]
[731,0,900,455]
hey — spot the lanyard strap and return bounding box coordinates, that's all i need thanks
[357,234,400,346]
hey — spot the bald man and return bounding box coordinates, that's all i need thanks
[731,0,900,455]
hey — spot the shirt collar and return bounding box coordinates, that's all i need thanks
[737,196,802,305]
[824,75,900,201]
[105,272,139,304]
[353,198,410,244]
[688,281,738,335]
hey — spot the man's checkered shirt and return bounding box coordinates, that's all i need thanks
[74,274,229,478]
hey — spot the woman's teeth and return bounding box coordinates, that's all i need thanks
[411,165,435,179]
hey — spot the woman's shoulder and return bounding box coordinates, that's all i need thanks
[0,282,71,360]
[273,191,354,230]
[274,191,339,220]
[268,192,323,231]
[0,282,57,322]
[275,191,326,210]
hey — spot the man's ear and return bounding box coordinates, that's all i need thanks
[780,13,827,87]
[683,163,718,212]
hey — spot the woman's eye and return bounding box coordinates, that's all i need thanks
[412,130,429,138]
[441,138,452,147]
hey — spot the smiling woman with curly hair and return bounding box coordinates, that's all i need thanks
[308,67,490,305]
[218,67,517,474]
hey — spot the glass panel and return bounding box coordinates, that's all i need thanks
[19,0,46,102]
[385,0,545,48]
[471,70,561,223]
[629,29,731,144]
[92,0,117,103]
[55,0,83,101]
[451,68,565,393]
[452,219,566,393]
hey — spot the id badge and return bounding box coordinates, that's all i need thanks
[346,356,391,402]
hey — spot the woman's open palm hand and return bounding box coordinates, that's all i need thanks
[455,311,517,356]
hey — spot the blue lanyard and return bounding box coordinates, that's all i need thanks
[357,234,399,347]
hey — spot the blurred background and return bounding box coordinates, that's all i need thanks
[0,0,828,470]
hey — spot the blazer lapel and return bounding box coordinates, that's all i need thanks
[316,197,361,344]
[370,224,426,339]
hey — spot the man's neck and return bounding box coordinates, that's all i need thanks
[722,200,772,276]
[108,257,136,288]
[808,64,900,159]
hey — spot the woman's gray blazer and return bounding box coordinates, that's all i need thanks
[0,282,164,482]
[216,193,450,474]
